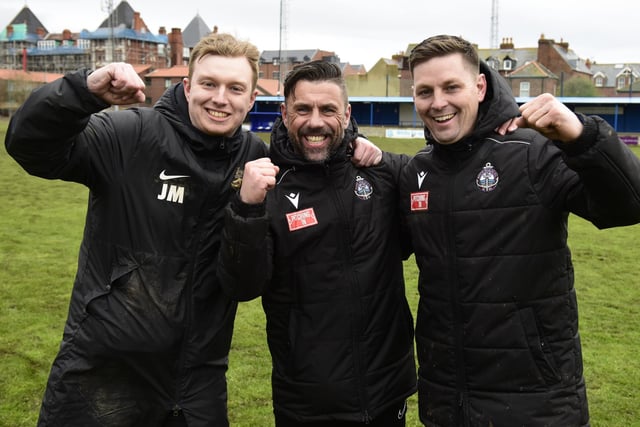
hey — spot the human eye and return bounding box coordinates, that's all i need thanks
[416,87,432,97]
[445,83,460,92]
[321,106,338,115]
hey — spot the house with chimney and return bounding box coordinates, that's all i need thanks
[0,6,48,70]
[79,0,169,70]
[1,1,169,74]
[586,62,640,97]
[145,15,218,104]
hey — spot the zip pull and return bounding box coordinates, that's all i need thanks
[172,404,181,416]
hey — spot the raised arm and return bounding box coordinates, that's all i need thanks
[87,62,146,106]
[217,158,279,301]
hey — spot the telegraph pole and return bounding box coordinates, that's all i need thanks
[490,0,499,48]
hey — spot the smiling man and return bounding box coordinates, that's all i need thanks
[184,48,257,137]
[400,34,640,427]
[5,33,269,426]
[218,61,417,426]
[279,75,350,162]
[412,49,486,145]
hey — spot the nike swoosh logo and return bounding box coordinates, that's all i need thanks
[159,170,190,180]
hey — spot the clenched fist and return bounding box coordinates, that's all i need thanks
[239,158,280,204]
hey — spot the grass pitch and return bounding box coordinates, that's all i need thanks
[1,122,639,426]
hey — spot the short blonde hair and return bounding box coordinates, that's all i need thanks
[188,33,260,89]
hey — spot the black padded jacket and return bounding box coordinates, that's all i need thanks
[400,62,640,426]
[5,69,268,426]
[219,117,417,423]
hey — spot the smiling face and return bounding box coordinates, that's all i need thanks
[412,53,487,145]
[183,54,257,137]
[281,80,351,162]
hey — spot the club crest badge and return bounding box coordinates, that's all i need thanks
[354,175,373,200]
[231,167,243,190]
[476,162,499,192]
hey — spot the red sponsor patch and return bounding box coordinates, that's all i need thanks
[410,192,429,211]
[286,207,319,231]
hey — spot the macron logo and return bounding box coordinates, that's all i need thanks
[157,170,189,204]
[285,192,300,209]
[417,171,427,189]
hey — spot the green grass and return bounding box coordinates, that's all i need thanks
[2,119,640,426]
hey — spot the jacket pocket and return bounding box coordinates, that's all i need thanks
[518,307,562,385]
[84,251,185,352]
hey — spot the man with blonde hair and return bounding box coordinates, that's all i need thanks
[6,32,267,427]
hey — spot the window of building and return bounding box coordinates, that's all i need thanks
[595,76,604,87]
[272,71,280,80]
[258,71,264,78]
[617,76,626,89]
[165,78,172,88]
[503,59,512,70]
[37,40,56,50]
[273,58,279,66]
[77,39,90,49]
[519,81,530,97]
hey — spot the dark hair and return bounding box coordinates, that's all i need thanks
[283,60,348,106]
[409,34,480,75]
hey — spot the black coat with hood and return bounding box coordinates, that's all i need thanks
[5,69,269,426]
[218,116,417,423]
[399,62,640,426]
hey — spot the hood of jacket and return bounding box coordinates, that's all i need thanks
[153,82,245,154]
[269,115,360,168]
[424,61,521,148]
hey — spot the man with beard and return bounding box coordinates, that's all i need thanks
[217,60,417,426]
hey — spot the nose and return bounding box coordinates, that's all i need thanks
[307,109,324,127]
[211,87,228,104]
[431,89,447,110]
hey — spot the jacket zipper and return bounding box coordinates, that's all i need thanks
[446,164,469,426]
[325,163,371,422]
[172,183,212,416]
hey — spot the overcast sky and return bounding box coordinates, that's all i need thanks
[3,0,639,70]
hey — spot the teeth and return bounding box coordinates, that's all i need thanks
[306,135,324,142]
[434,113,455,122]
[209,110,229,118]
